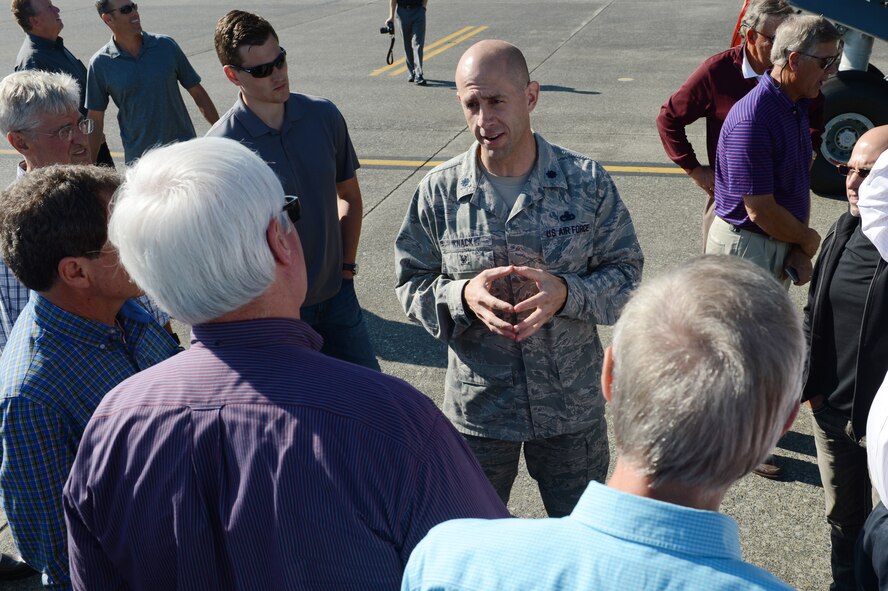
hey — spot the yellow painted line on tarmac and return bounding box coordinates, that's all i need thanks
[370,26,476,76]
[0,149,684,176]
[388,26,489,76]
[362,158,685,175]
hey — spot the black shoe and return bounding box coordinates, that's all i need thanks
[0,553,37,581]
[407,74,415,83]
[415,76,427,86]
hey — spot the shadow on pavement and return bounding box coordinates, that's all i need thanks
[539,84,600,95]
[777,430,817,457]
[365,311,447,368]
[776,455,822,487]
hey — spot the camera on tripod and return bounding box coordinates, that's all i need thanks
[380,21,394,35]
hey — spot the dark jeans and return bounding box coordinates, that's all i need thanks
[300,279,380,371]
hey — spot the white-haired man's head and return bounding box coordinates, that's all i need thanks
[109,137,304,324]
[607,256,803,494]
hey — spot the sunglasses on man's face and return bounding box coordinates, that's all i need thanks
[231,49,287,79]
[837,164,871,179]
[105,2,137,15]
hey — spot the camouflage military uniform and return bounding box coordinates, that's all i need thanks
[395,134,643,513]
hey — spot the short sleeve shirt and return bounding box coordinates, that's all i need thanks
[15,34,88,115]
[714,72,812,232]
[206,93,359,306]
[86,32,200,163]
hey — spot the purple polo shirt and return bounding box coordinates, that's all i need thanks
[714,72,812,233]
[63,318,508,590]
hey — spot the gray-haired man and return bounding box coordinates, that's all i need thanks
[403,256,802,591]
[395,39,643,516]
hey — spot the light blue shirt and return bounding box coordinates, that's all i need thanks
[402,481,793,591]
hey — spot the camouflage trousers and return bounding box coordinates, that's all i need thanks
[463,413,609,517]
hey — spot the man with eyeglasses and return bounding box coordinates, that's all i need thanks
[800,125,888,591]
[207,10,379,371]
[709,14,841,286]
[12,0,115,167]
[0,164,180,590]
[657,0,826,256]
[61,138,508,589]
[86,0,219,164]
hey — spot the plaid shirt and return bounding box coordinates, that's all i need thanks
[0,259,30,354]
[0,265,169,357]
[0,293,179,589]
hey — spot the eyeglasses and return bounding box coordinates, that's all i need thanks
[230,49,287,79]
[750,28,775,43]
[283,195,301,224]
[837,163,871,178]
[29,117,94,141]
[104,2,137,15]
[797,50,842,70]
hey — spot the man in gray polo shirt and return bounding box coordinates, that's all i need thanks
[86,0,218,164]
[207,10,378,371]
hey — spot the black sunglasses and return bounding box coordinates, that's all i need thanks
[837,164,871,179]
[231,49,287,79]
[105,2,137,15]
[796,50,842,70]
[283,195,301,224]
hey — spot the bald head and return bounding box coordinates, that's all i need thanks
[456,40,530,91]
[847,126,888,216]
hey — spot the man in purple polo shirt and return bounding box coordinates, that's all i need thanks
[63,137,509,590]
[708,14,841,287]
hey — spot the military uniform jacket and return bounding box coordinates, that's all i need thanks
[395,134,643,440]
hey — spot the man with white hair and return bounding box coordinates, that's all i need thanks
[402,255,803,591]
[0,165,179,589]
[63,137,509,589]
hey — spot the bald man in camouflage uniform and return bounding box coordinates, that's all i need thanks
[395,40,643,517]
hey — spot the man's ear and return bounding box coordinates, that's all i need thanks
[222,65,242,87]
[744,26,757,46]
[7,131,28,155]
[526,80,540,114]
[100,12,113,27]
[266,217,292,265]
[57,256,90,289]
[601,346,614,403]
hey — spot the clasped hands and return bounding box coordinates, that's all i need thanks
[463,265,567,342]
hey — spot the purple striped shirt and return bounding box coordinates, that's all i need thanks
[63,318,508,590]
[714,72,812,233]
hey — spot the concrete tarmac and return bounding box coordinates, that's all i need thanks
[1,1,887,589]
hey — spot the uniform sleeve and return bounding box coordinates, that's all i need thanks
[0,397,77,588]
[394,186,474,342]
[170,38,201,90]
[399,412,509,565]
[656,60,714,172]
[85,58,109,112]
[558,168,643,325]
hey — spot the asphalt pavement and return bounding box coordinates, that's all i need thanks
[2,1,887,589]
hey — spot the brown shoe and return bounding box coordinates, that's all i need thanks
[753,455,783,480]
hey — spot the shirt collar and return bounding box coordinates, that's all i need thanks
[32,292,152,348]
[191,318,323,351]
[107,31,151,59]
[456,133,569,216]
[232,93,301,138]
[761,70,809,110]
[25,33,65,51]
[569,481,742,560]
[740,44,762,80]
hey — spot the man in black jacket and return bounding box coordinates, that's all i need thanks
[803,125,888,591]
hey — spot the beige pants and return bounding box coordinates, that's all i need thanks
[706,217,791,289]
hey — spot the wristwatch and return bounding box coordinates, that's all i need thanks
[343,263,358,276]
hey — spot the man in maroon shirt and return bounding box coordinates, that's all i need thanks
[656,0,824,250]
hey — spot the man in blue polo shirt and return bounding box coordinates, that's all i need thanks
[86,0,218,164]
[207,10,378,370]
[12,0,114,166]
[708,14,841,287]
